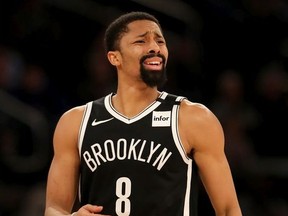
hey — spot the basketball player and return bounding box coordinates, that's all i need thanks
[45,11,242,216]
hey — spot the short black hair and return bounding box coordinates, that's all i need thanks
[104,11,162,53]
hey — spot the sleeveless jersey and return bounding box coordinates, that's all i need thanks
[78,91,198,216]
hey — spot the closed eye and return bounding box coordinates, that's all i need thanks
[134,40,165,45]
[134,40,145,44]
[157,40,165,44]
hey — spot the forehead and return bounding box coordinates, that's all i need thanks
[126,20,163,37]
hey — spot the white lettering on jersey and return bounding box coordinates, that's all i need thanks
[83,138,172,172]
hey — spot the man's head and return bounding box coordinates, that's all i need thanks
[104,11,162,53]
[104,11,168,88]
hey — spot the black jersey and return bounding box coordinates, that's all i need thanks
[78,91,198,216]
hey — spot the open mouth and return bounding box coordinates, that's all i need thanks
[143,57,163,71]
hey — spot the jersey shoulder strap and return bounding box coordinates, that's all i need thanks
[157,92,186,106]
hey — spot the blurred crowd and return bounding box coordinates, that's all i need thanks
[1,0,288,215]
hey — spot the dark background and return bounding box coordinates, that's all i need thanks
[1,0,288,215]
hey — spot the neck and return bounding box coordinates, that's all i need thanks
[112,86,160,118]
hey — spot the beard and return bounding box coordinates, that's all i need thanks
[140,53,167,88]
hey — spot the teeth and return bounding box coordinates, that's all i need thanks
[148,61,160,65]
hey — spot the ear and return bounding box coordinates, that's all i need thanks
[107,51,120,66]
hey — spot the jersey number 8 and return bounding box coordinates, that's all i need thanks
[115,177,131,216]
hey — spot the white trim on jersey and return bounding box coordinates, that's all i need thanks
[104,91,169,124]
[78,101,93,154]
[171,96,193,216]
[184,161,193,216]
[171,96,190,163]
[77,101,93,202]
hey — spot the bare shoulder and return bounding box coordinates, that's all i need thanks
[61,105,86,120]
[56,105,86,134]
[178,99,224,152]
[53,105,86,149]
[180,99,216,121]
[55,105,86,133]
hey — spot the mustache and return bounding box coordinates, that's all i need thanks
[140,53,166,65]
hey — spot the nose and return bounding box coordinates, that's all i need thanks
[148,40,160,54]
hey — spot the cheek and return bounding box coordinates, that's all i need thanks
[121,54,141,71]
[123,52,139,63]
[163,52,169,66]
[162,47,168,61]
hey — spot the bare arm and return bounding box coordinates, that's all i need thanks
[45,106,83,216]
[179,100,242,216]
[44,105,112,216]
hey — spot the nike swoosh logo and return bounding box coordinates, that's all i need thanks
[91,117,114,126]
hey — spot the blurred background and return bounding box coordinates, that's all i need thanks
[0,0,288,215]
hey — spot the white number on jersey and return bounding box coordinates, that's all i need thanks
[115,177,131,215]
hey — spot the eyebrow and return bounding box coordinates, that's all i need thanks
[137,31,163,38]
